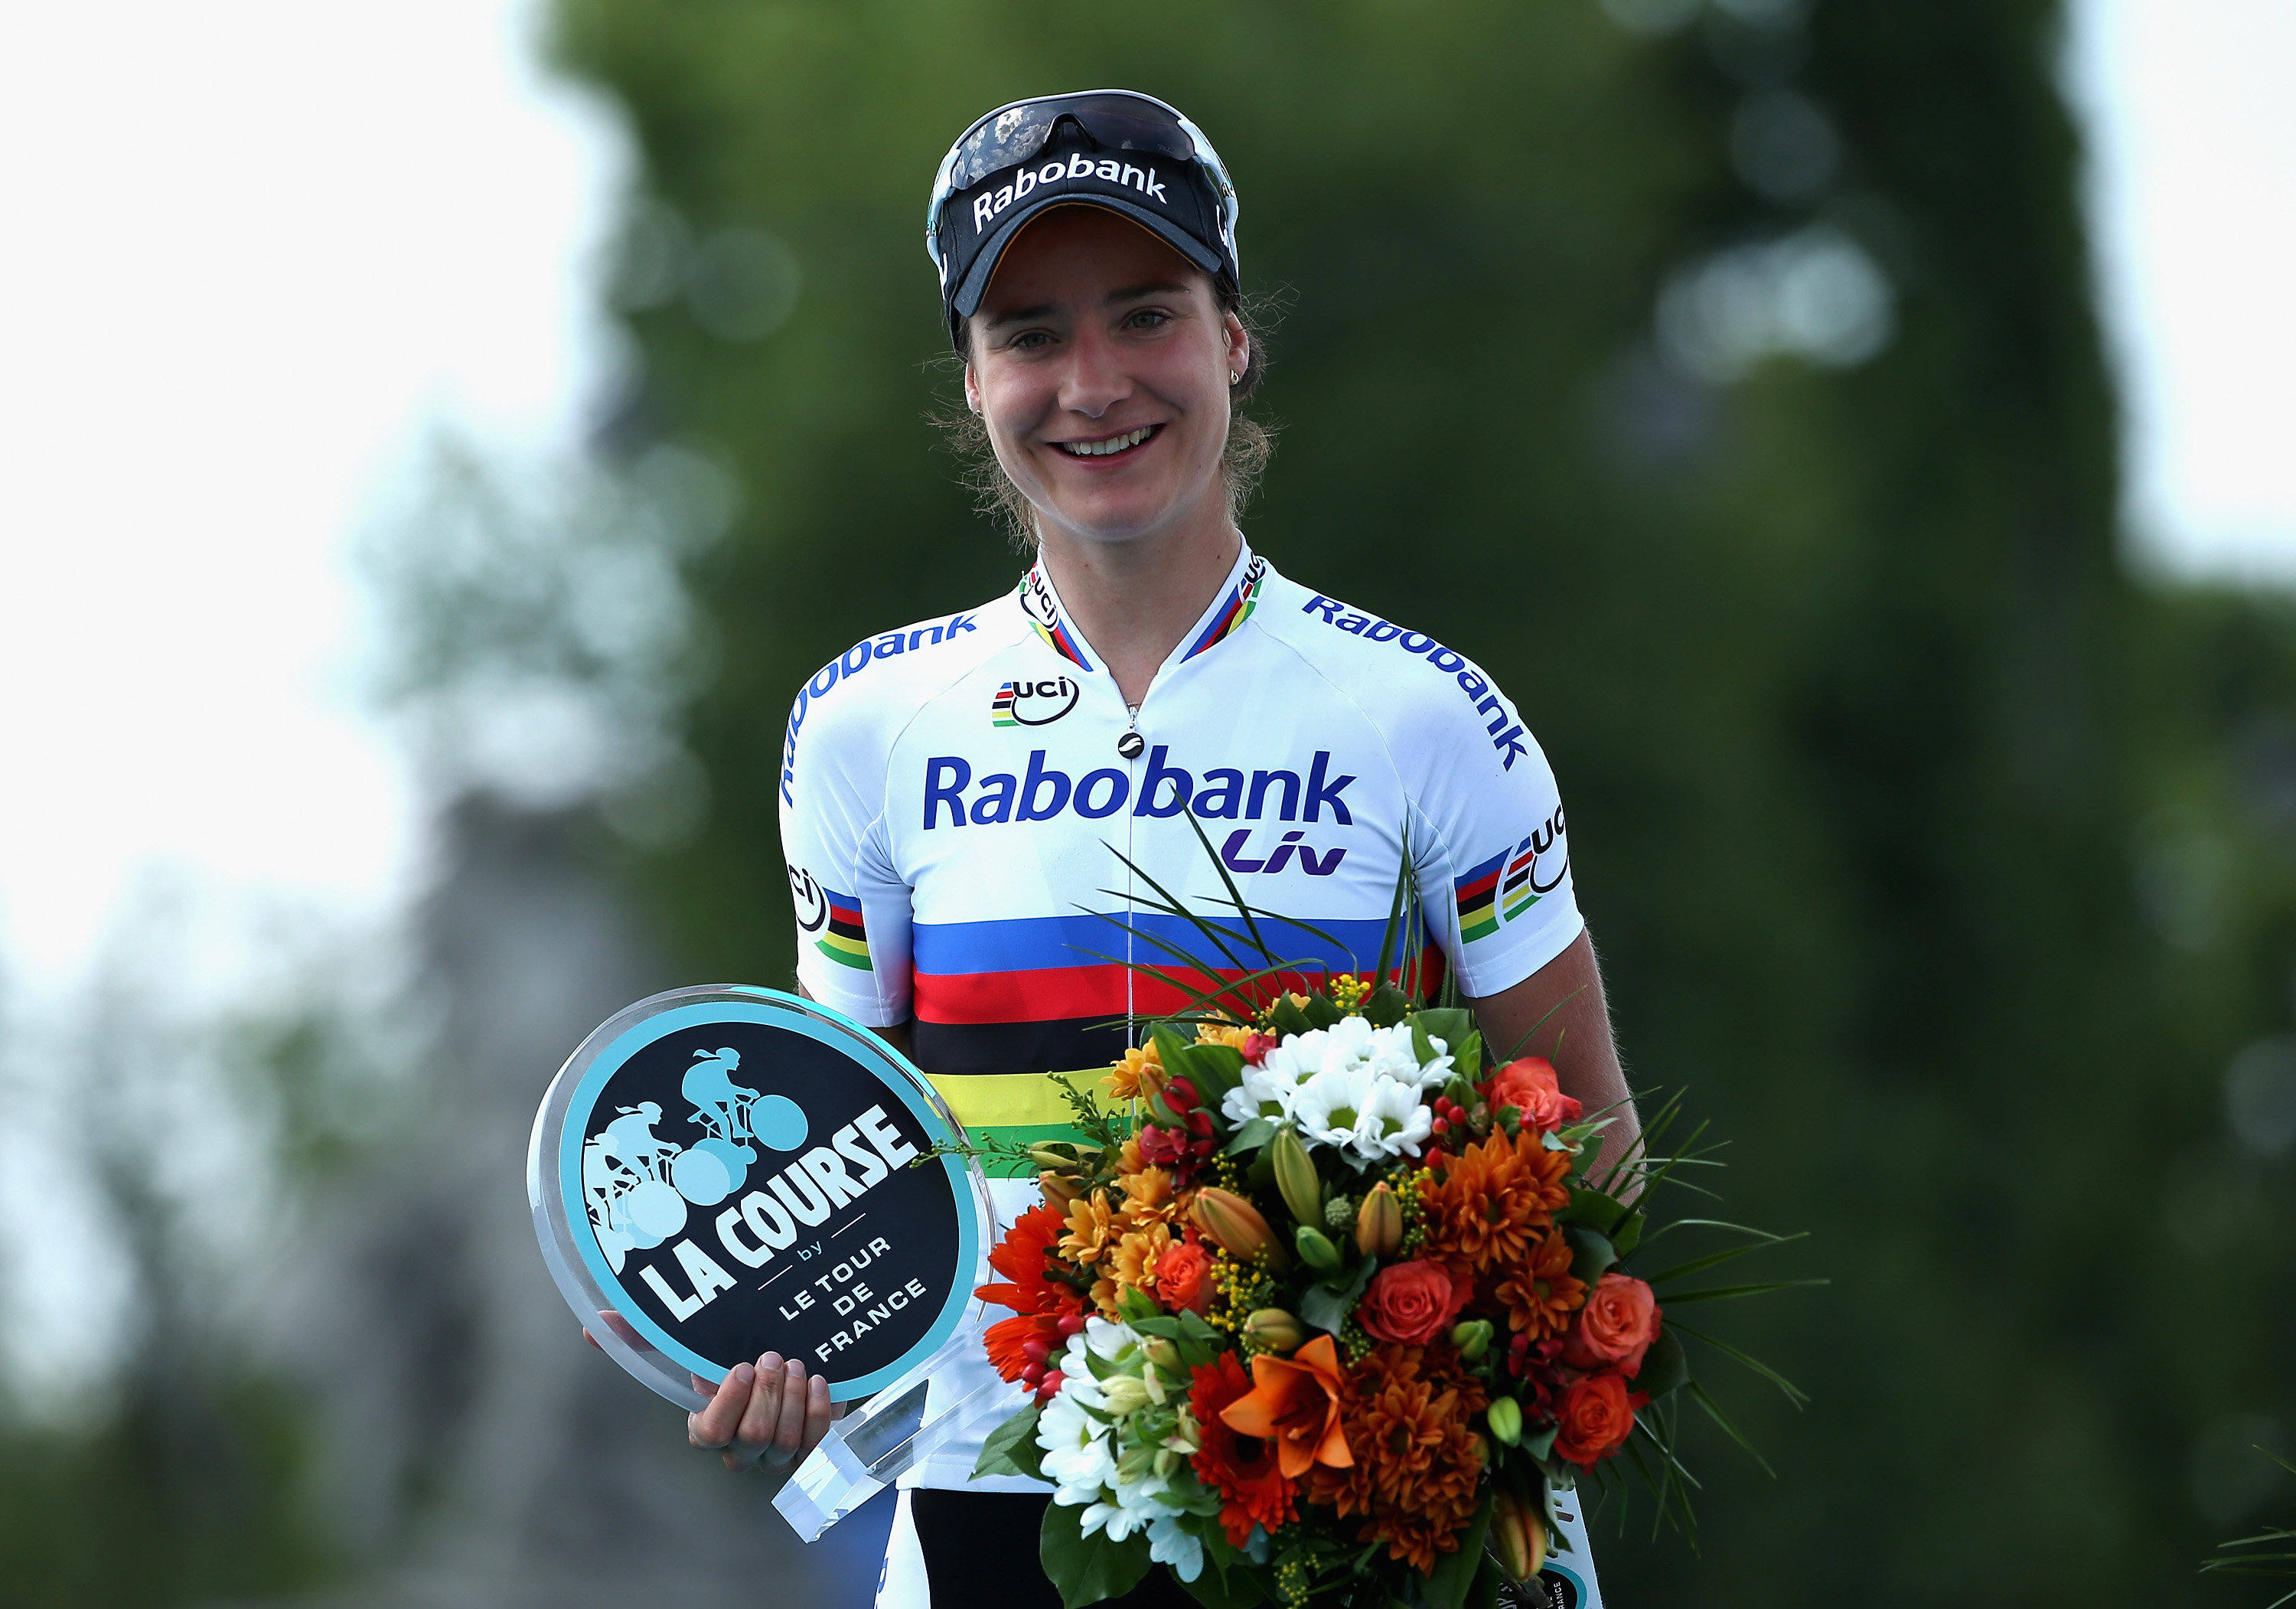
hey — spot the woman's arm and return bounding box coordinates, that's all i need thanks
[1466,929,1641,1184]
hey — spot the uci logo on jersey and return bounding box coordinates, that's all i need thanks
[992,677,1079,728]
[786,863,829,934]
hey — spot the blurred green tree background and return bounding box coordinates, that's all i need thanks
[10,0,2296,1604]
[541,0,2296,1600]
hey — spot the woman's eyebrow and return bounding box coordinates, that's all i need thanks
[982,302,1060,331]
[1105,280,1191,305]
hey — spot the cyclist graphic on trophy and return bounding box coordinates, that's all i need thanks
[580,1047,811,1273]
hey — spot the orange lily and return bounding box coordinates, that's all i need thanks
[1218,1333,1354,1478]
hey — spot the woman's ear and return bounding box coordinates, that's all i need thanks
[1223,310,1250,383]
[963,361,983,416]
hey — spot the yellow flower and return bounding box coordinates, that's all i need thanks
[1059,1190,1118,1267]
[1103,1041,1166,1103]
[1194,1020,1259,1054]
[1117,1165,1182,1228]
[1108,1222,1176,1296]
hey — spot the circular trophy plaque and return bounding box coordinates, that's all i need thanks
[528,985,990,1406]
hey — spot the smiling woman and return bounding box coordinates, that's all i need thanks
[672,89,1634,1609]
[940,211,1273,553]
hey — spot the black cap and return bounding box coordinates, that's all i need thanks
[928,95,1241,346]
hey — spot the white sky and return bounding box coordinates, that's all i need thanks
[0,0,621,995]
[0,0,2288,996]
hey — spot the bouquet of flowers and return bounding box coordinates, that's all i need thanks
[960,882,1807,1609]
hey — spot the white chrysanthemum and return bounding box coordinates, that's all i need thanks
[1038,1382,1117,1506]
[1081,1463,1170,1541]
[1354,1075,1434,1159]
[1290,1060,1377,1152]
[1148,1513,1205,1581]
[1221,1057,1300,1128]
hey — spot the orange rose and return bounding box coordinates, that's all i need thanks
[1551,1371,1641,1467]
[1485,1057,1581,1134]
[1156,1241,1213,1314]
[1561,1272,1660,1376]
[1219,1333,1355,1478]
[1356,1258,1469,1346]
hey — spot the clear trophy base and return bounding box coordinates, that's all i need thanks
[775,1318,1027,1541]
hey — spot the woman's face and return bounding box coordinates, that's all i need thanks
[964,205,1248,550]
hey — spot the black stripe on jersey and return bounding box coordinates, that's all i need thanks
[912,1017,1130,1079]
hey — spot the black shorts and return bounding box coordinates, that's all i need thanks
[910,1490,1199,1609]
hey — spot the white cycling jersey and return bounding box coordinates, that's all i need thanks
[778,540,1583,1492]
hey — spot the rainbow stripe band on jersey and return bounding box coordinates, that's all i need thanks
[1454,850,1506,942]
[817,889,872,970]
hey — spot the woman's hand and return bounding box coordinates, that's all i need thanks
[687,1353,836,1474]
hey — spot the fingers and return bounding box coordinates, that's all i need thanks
[761,1358,817,1467]
[797,1372,833,1459]
[738,1354,792,1452]
[687,1361,756,1456]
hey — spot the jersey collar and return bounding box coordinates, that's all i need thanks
[1018,540,1267,677]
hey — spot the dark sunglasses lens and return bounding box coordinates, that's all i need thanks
[951,96,1193,190]
[954,107,1055,188]
[1065,99,1195,160]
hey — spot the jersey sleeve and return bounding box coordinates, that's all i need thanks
[1401,659,1583,1000]
[778,673,915,1026]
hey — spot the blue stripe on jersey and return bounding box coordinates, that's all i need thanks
[912,912,1396,977]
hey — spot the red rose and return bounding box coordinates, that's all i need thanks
[1483,1057,1581,1133]
[1551,1371,1642,1467]
[1561,1273,1661,1377]
[1157,1241,1214,1314]
[1356,1258,1469,1346]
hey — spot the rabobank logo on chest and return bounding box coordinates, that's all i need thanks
[1298,596,1531,771]
[924,745,1354,830]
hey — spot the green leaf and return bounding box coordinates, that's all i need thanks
[1413,1007,1475,1059]
[1182,1557,1266,1608]
[1299,1256,1375,1333]
[1640,1230,1808,1288]
[1452,1029,1484,1084]
[1306,992,1345,1028]
[1665,1318,1810,1405]
[1655,1278,1828,1306]
[1270,996,1314,1037]
[972,1404,1046,1481]
[1420,1487,1495,1609]
[1225,1118,1276,1156]
[1150,1025,1205,1085]
[1609,1209,1643,1258]
[1041,1499,1153,1608]
[1362,982,1410,1026]
[1190,1043,1246,1104]
[1563,1186,1628,1235]
[1634,1327,1690,1399]
[1563,1226,1618,1286]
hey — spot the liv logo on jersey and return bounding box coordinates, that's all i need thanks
[817,889,871,971]
[990,677,1080,727]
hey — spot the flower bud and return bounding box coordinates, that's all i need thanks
[1039,1170,1084,1209]
[1100,1375,1150,1416]
[1355,1182,1403,1258]
[1241,1308,1304,1353]
[1294,1225,1342,1270]
[1450,1318,1493,1362]
[1270,1125,1322,1226]
[1485,1394,1523,1447]
[1189,1187,1290,1271]
[1143,1336,1182,1374]
[1027,1143,1082,1171]
[1487,1486,1547,1582]
[1117,1443,1156,1483]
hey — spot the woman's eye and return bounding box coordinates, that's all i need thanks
[1009,330,1054,351]
[1127,308,1171,329]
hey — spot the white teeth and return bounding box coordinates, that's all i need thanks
[1058,426,1153,458]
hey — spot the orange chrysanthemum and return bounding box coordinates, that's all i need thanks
[1305,1344,1489,1573]
[1416,1128,1572,1276]
[1103,1041,1166,1103]
[1094,1221,1179,1316]
[1493,1227,1588,1340]
[1116,1165,1182,1229]
[1058,1190,1119,1268]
